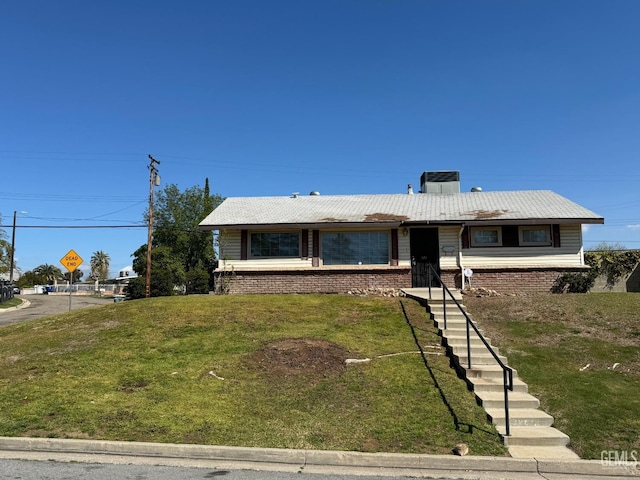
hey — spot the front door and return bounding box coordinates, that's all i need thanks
[410,228,440,287]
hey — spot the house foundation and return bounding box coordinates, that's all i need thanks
[443,267,591,293]
[214,267,589,295]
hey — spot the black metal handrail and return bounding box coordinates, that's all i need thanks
[426,265,514,436]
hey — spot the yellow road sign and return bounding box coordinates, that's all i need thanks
[60,249,84,272]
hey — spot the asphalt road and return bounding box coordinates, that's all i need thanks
[0,294,113,327]
[1,459,445,480]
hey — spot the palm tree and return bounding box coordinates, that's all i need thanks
[90,250,111,281]
[34,264,64,284]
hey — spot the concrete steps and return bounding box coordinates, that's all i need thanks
[506,445,580,459]
[465,364,515,379]
[401,287,579,460]
[477,391,540,409]
[450,344,501,356]
[470,377,529,394]
[500,426,571,447]
[452,352,508,365]
[486,408,555,427]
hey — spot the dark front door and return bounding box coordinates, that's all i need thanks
[410,228,440,287]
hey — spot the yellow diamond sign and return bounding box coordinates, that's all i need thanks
[60,249,84,272]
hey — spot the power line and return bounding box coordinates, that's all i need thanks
[8,225,146,229]
[4,149,640,183]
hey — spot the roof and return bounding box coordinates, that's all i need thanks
[199,190,604,230]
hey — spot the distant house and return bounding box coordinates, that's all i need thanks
[113,265,137,294]
[199,171,604,294]
[116,265,137,280]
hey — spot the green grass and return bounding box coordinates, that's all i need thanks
[464,292,640,459]
[0,294,507,456]
[0,298,22,309]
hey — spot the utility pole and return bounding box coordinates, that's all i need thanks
[9,211,16,284]
[146,155,160,298]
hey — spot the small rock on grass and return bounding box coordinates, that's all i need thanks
[452,443,469,456]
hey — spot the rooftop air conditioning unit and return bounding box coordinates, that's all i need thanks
[420,171,460,194]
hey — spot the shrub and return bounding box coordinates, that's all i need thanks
[585,248,640,289]
[185,268,210,295]
[552,272,596,294]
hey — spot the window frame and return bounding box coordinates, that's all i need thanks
[249,231,300,258]
[518,225,552,247]
[469,227,503,247]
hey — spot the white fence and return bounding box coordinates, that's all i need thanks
[21,284,126,295]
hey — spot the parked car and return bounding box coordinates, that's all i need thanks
[12,286,20,294]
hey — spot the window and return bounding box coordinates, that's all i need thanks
[470,227,502,247]
[322,232,389,265]
[250,232,299,257]
[519,226,551,246]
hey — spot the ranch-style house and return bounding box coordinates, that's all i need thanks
[199,171,604,294]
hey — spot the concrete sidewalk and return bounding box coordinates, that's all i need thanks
[0,437,638,479]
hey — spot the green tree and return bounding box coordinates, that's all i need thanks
[186,268,210,295]
[554,242,640,293]
[17,270,39,288]
[63,269,84,283]
[129,245,185,298]
[0,214,11,276]
[587,242,627,252]
[132,179,223,297]
[151,181,222,271]
[33,264,64,284]
[90,250,111,281]
[585,242,640,289]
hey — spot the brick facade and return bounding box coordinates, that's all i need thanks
[215,268,412,295]
[441,267,590,293]
[215,266,589,294]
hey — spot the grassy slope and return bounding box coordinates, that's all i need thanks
[0,298,22,309]
[464,292,640,459]
[0,294,506,456]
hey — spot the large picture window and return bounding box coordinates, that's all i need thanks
[250,232,299,257]
[322,232,389,265]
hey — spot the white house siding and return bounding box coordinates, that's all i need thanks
[438,226,462,269]
[398,226,461,269]
[218,230,242,260]
[221,258,315,270]
[219,225,584,270]
[218,229,314,270]
[218,228,408,269]
[398,233,411,266]
[460,224,584,268]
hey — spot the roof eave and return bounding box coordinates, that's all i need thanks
[199,221,404,231]
[458,217,604,226]
[199,217,605,231]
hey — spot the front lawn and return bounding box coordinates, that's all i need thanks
[464,292,640,459]
[0,294,506,456]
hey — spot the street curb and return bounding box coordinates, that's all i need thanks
[0,437,638,477]
[0,298,30,314]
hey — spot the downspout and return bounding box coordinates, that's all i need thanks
[458,224,465,291]
[579,224,585,266]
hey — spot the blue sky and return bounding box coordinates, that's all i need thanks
[1,0,639,278]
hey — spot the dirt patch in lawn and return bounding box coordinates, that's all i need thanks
[248,338,351,383]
